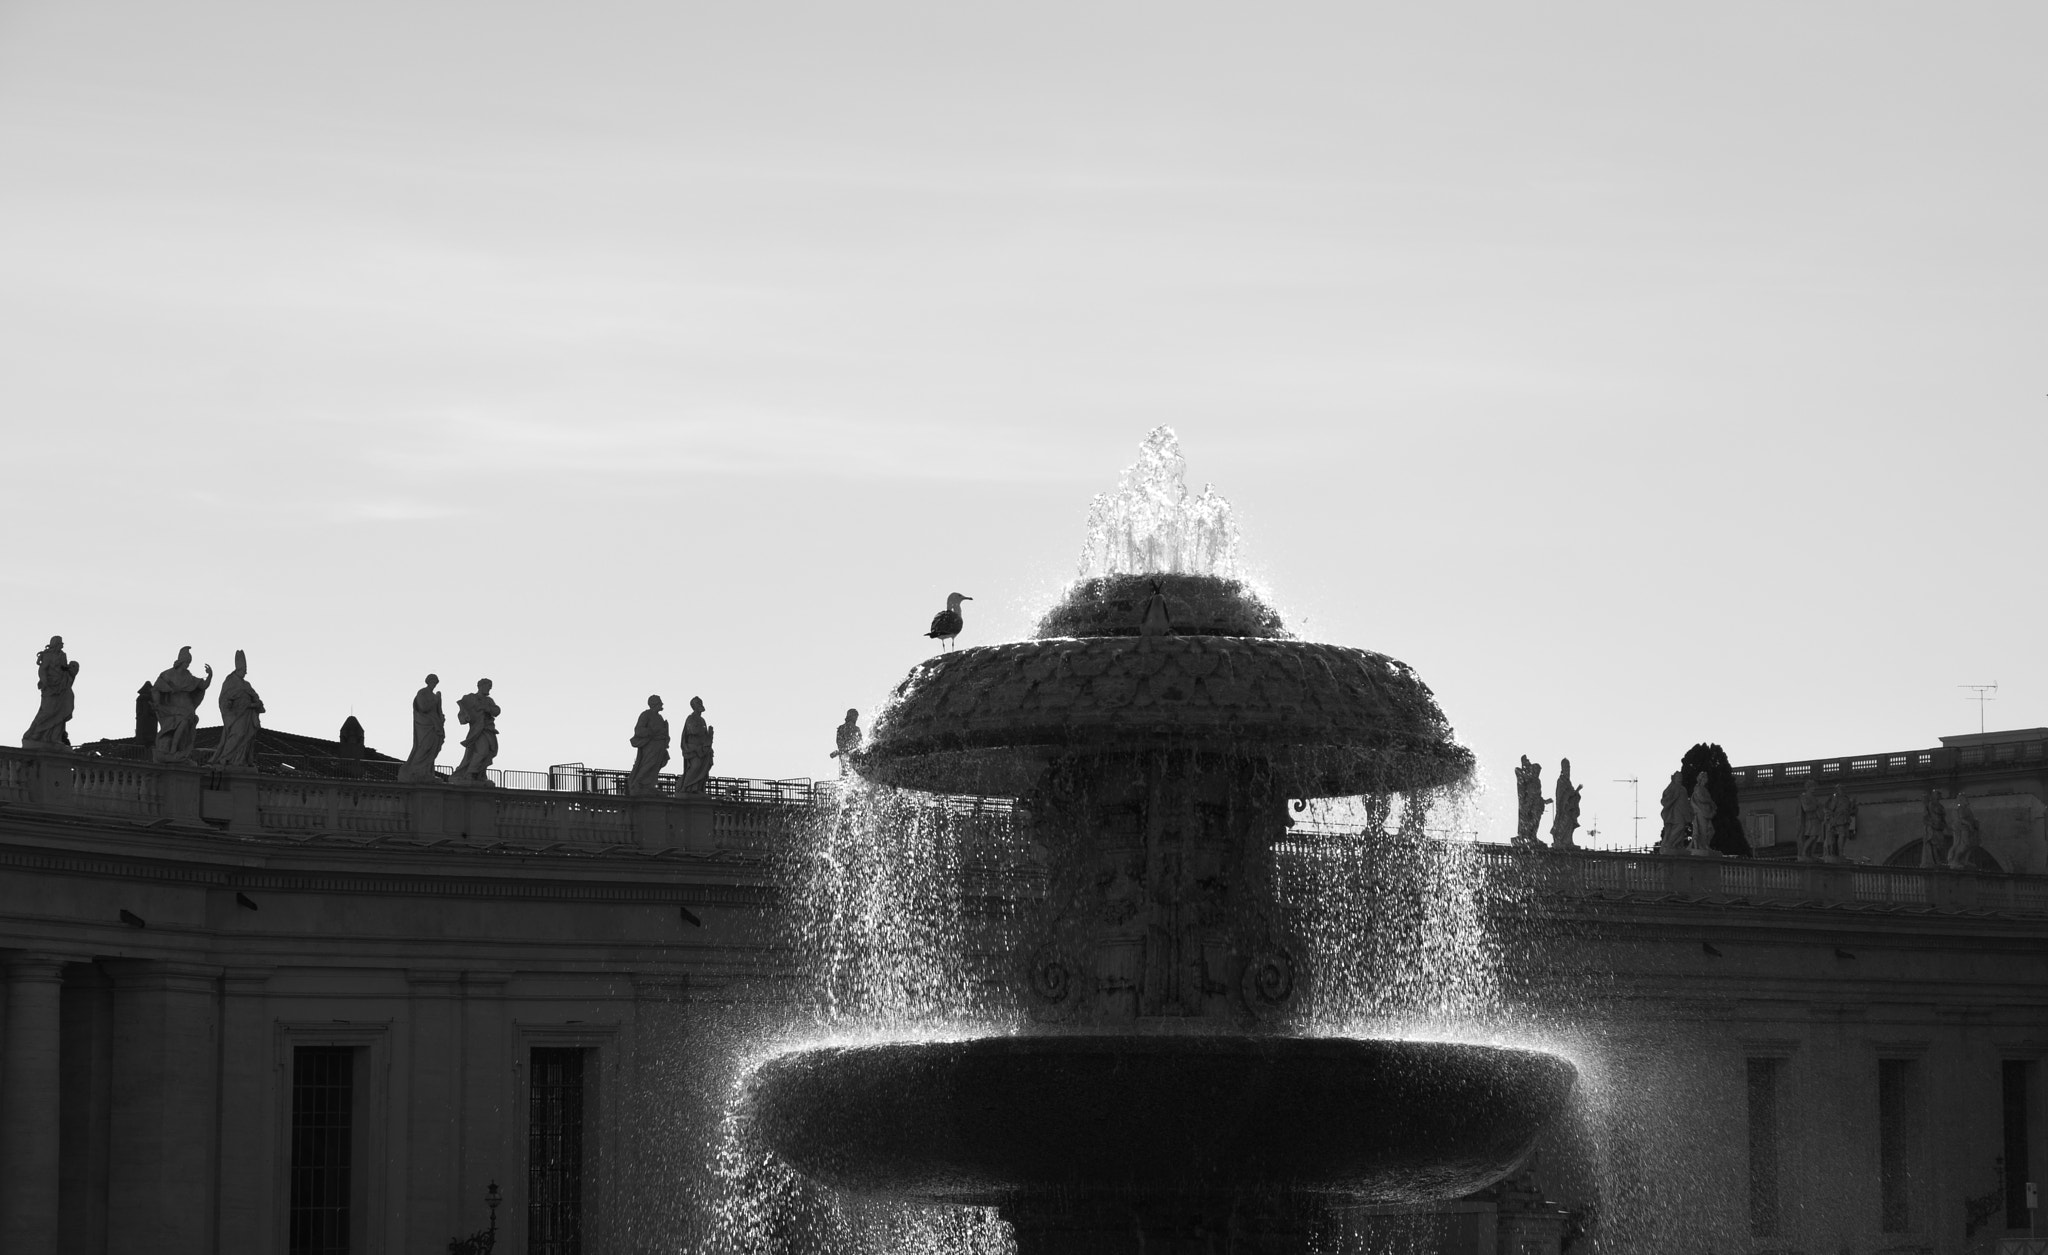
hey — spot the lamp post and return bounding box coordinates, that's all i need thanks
[447,1180,502,1255]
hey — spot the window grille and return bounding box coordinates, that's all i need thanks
[289,1047,354,1255]
[2007,1061,2032,1230]
[529,1048,586,1255]
[1747,1058,1781,1236]
[1879,1058,1923,1232]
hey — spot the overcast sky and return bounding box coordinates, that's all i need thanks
[3,2,2043,845]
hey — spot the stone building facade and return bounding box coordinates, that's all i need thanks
[0,743,787,1255]
[1731,728,2048,870]
[5,733,2048,1254]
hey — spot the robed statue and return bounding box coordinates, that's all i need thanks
[829,708,862,775]
[397,674,445,783]
[1550,757,1583,849]
[1513,756,1549,847]
[208,650,266,769]
[1657,770,1692,854]
[628,696,671,796]
[1689,773,1717,856]
[22,635,79,751]
[151,646,214,764]
[1948,794,1982,869]
[451,679,500,785]
[679,696,714,795]
[1796,777,1823,862]
[1920,789,1950,868]
[1824,786,1855,861]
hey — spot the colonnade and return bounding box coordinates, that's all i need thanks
[0,953,222,1255]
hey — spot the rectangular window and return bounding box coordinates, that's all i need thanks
[289,1047,354,1255]
[1747,1058,1781,1236]
[529,1048,587,1255]
[2007,1061,2032,1230]
[1747,813,1778,848]
[1879,1058,1923,1232]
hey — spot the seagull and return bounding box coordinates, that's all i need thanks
[927,592,973,650]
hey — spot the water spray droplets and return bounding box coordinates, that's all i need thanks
[1079,426,1241,580]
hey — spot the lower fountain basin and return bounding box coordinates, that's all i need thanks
[744,1034,1575,1206]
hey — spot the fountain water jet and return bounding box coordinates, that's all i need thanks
[741,430,1576,1253]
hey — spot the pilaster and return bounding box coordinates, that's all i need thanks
[0,953,70,1255]
[406,970,464,1253]
[215,967,273,1252]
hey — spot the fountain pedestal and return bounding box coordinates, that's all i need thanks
[748,565,1578,1247]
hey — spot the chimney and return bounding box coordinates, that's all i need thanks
[339,716,365,778]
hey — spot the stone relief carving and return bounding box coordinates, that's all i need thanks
[397,675,444,783]
[150,646,213,765]
[21,635,78,751]
[209,649,265,769]
[629,695,670,796]
[679,696,714,794]
[451,679,500,785]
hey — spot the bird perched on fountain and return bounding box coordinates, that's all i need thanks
[926,592,972,650]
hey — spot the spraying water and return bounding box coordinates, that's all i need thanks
[1079,425,1241,580]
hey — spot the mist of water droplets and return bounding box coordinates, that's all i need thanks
[1281,787,1512,1037]
[703,778,1023,1255]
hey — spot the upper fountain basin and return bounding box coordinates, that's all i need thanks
[862,577,1472,797]
[744,1034,1576,1207]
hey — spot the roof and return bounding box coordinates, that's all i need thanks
[74,726,405,779]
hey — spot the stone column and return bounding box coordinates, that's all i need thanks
[0,953,69,1255]
[107,960,223,1255]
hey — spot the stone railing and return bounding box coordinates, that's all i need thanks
[1474,845,2048,915]
[0,746,809,856]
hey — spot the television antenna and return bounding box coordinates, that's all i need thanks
[1959,682,1999,734]
[1612,777,1642,845]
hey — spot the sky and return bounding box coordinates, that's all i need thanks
[2,2,2043,846]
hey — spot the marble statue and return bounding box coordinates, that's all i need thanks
[1550,758,1583,849]
[1824,786,1856,861]
[1949,794,1981,870]
[1796,777,1823,862]
[397,675,445,783]
[1920,789,1951,868]
[22,635,79,751]
[150,646,214,765]
[1513,756,1549,847]
[208,650,266,769]
[629,696,671,796]
[679,696,714,794]
[451,679,500,785]
[1658,769,1691,854]
[1689,773,1717,855]
[829,708,862,774]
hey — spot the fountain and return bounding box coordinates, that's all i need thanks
[741,429,1576,1253]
